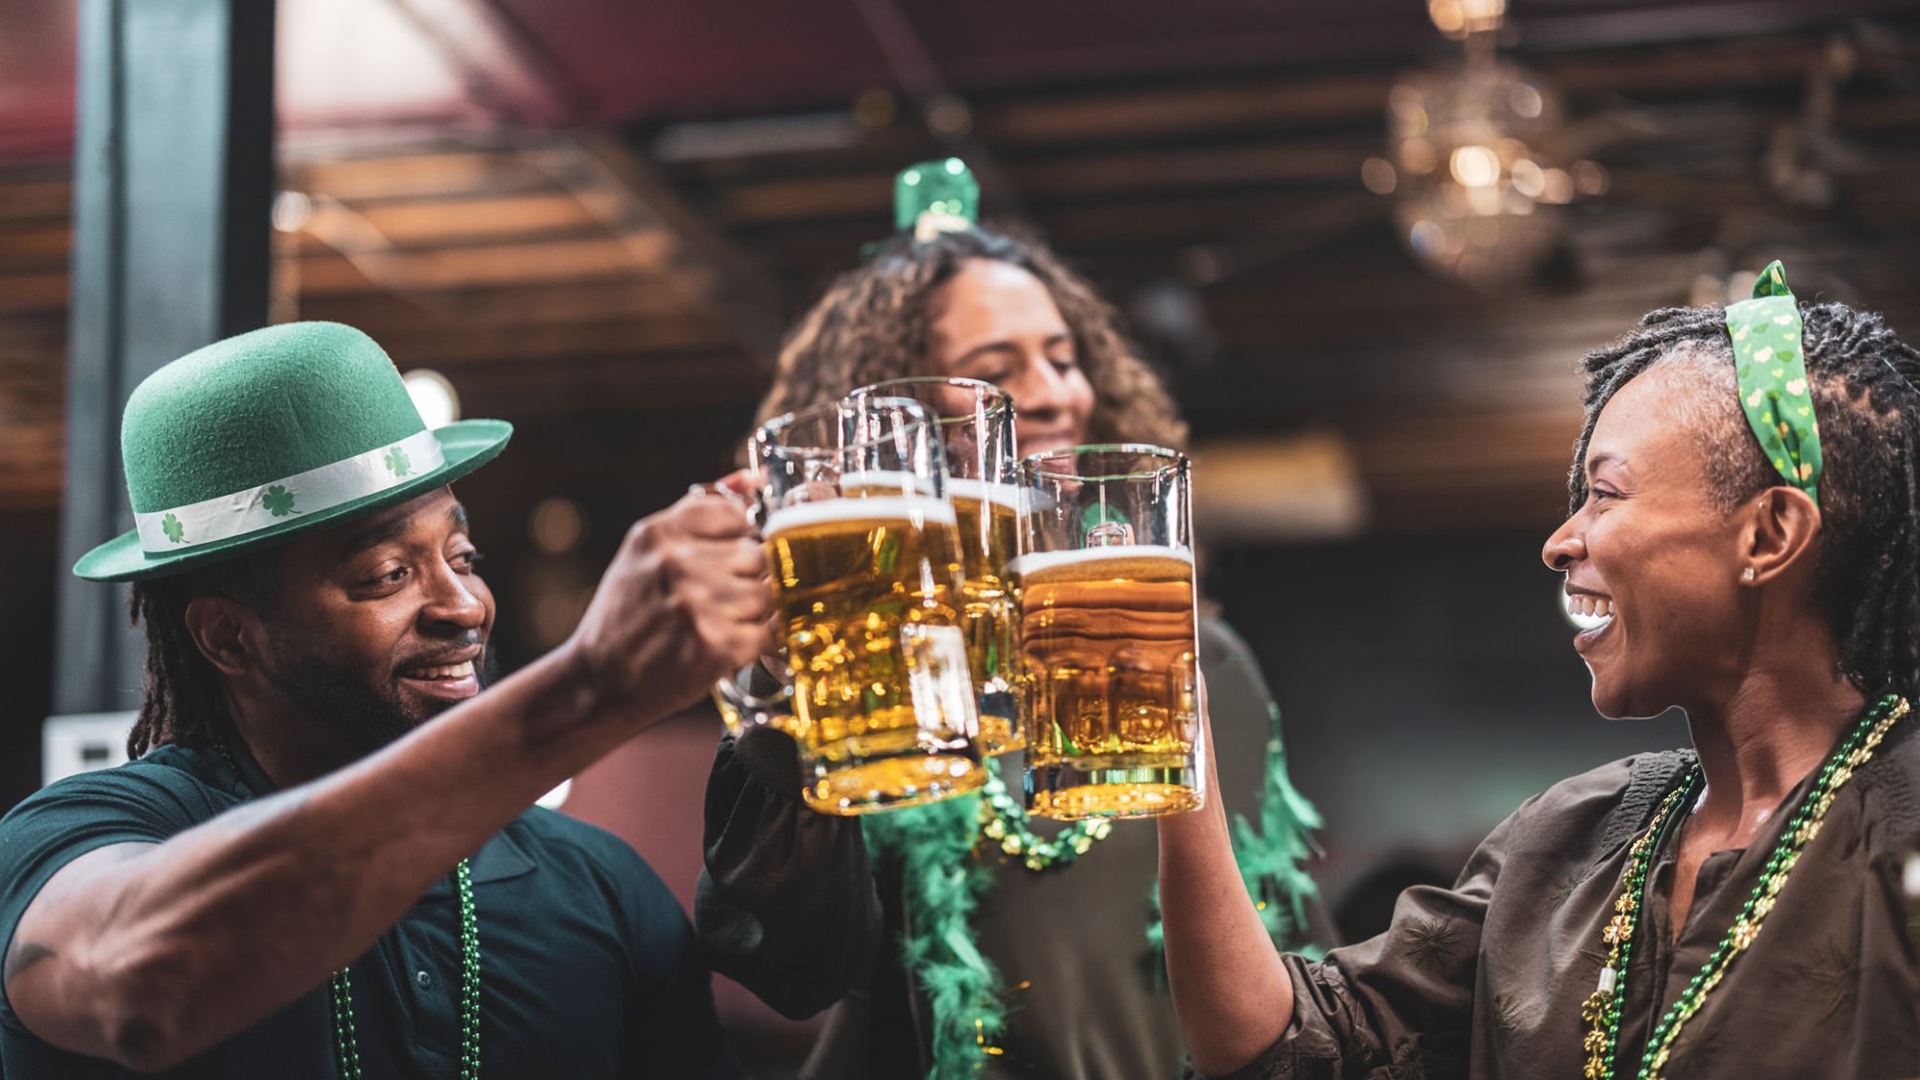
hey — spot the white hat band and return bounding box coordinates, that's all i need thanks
[133,430,446,553]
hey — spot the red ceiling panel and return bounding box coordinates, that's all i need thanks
[4,0,1918,162]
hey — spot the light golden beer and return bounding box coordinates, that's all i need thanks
[1016,544,1200,818]
[948,477,1024,754]
[765,495,984,813]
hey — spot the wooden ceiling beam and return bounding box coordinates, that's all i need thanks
[720,138,1372,224]
[376,314,734,366]
[976,74,1393,145]
[0,272,70,314]
[448,349,766,416]
[295,278,688,327]
[703,36,1828,159]
[0,223,73,269]
[1044,194,1361,246]
[1540,36,1825,97]
[1021,142,1369,195]
[531,135,788,360]
[0,178,70,223]
[286,150,560,202]
[289,233,672,295]
[339,192,605,246]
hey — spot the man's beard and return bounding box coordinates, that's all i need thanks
[265,637,500,757]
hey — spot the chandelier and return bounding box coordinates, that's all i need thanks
[1367,0,1602,289]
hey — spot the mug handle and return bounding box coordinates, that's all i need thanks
[688,480,797,736]
[711,661,795,738]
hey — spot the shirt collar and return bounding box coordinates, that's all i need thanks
[419,825,538,898]
[468,825,537,884]
[211,723,279,799]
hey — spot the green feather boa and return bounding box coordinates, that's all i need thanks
[864,705,1321,1079]
[862,792,1006,1079]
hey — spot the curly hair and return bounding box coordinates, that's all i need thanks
[1570,300,1920,702]
[754,224,1188,450]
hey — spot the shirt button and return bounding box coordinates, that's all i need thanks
[416,970,433,989]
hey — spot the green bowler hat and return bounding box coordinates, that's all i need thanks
[74,321,512,582]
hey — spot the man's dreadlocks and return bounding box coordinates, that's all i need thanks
[1570,300,1920,703]
[125,552,278,758]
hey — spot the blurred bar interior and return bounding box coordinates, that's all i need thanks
[5,0,1920,1071]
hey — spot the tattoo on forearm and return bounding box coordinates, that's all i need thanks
[2,939,56,984]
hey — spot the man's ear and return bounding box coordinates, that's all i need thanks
[1740,485,1822,585]
[182,594,262,678]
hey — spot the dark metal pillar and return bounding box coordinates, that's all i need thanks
[54,0,274,716]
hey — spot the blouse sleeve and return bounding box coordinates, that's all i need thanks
[1192,803,1521,1080]
[693,725,885,1020]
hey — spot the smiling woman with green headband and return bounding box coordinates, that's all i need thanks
[1157,264,1920,1080]
[694,161,1327,1080]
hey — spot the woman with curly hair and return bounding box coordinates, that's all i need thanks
[753,226,1187,457]
[696,175,1325,1080]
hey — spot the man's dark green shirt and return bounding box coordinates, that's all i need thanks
[0,740,735,1079]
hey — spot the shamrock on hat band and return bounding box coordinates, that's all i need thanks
[1727,260,1823,507]
[133,429,446,553]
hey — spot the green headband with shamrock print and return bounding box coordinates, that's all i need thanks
[1728,260,1823,507]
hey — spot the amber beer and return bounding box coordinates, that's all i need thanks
[848,377,1028,756]
[1017,543,1201,818]
[763,494,983,813]
[947,477,1024,754]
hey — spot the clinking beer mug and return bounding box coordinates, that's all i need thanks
[1015,444,1207,820]
[848,377,1025,757]
[713,395,986,815]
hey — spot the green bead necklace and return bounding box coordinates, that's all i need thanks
[1580,695,1908,1080]
[212,737,482,1080]
[977,771,1113,871]
[1580,774,1695,1079]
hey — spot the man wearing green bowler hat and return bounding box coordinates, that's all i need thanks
[0,322,769,1077]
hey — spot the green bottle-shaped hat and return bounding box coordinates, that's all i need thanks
[895,157,979,240]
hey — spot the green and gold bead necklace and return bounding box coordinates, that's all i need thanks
[978,771,1113,871]
[213,737,482,1079]
[1580,775,1696,1079]
[1580,694,1908,1080]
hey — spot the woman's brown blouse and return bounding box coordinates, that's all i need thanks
[1201,727,1920,1080]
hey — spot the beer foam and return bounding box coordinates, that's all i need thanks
[837,469,937,496]
[1010,544,1192,578]
[766,495,957,535]
[945,477,1025,511]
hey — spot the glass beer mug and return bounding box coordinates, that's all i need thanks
[1015,444,1206,819]
[849,377,1025,756]
[715,395,985,815]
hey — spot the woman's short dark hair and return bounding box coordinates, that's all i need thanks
[1572,300,1920,702]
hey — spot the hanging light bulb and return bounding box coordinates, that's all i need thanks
[1449,145,1502,188]
[402,368,461,428]
[1379,49,1574,289]
[1427,0,1507,39]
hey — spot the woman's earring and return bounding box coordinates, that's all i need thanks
[1742,567,1757,581]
